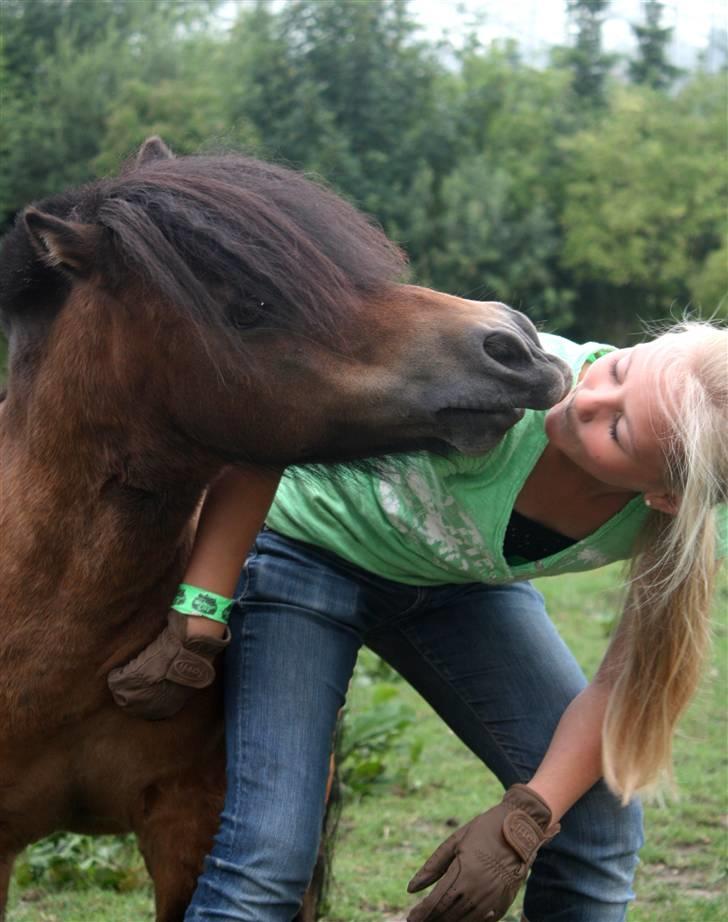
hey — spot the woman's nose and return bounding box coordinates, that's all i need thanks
[572,386,614,421]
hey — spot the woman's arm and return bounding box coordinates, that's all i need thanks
[184,465,282,638]
[528,617,628,817]
[407,635,624,922]
[107,464,282,717]
[526,679,609,820]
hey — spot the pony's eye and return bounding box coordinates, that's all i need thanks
[226,296,267,329]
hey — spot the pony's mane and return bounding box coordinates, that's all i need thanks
[1,154,408,350]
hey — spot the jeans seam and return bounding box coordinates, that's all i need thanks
[216,615,254,868]
[235,544,260,603]
[384,585,429,622]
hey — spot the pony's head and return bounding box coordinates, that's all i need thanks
[0,139,570,478]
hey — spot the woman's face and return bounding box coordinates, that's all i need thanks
[545,342,677,496]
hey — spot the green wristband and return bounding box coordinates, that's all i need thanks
[171,583,234,625]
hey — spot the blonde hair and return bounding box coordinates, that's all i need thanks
[600,320,727,802]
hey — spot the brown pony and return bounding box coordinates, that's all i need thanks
[0,138,570,921]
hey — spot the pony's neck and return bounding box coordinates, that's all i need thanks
[0,320,222,727]
[0,392,218,633]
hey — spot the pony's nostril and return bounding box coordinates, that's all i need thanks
[483,331,529,367]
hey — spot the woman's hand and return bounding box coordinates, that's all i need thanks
[107,611,230,719]
[107,467,280,721]
[406,785,559,922]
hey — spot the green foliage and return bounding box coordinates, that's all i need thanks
[402,44,577,325]
[424,155,573,325]
[2,25,128,213]
[221,0,444,231]
[339,651,423,798]
[560,77,727,340]
[0,0,222,224]
[689,237,728,319]
[13,833,145,892]
[0,0,725,349]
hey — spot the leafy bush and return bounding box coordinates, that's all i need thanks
[339,660,424,799]
[14,833,146,892]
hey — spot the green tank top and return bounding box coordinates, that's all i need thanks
[267,333,726,585]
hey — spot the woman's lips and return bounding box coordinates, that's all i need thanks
[547,390,577,440]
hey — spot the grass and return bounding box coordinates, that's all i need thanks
[5,889,153,922]
[7,566,727,921]
[321,567,728,922]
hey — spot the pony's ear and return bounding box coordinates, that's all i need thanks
[23,208,100,276]
[136,135,175,167]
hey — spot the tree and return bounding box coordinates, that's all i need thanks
[629,1,681,90]
[0,25,127,221]
[560,76,727,339]
[421,155,574,327]
[561,0,615,107]
[1,0,723,346]
[0,0,220,85]
[689,237,728,320]
[402,40,577,326]
[220,0,444,228]
[93,23,259,176]
[0,0,222,228]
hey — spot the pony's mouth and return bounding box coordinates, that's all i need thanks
[436,405,525,424]
[435,405,525,455]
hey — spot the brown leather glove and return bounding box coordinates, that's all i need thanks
[407,784,560,922]
[107,610,230,720]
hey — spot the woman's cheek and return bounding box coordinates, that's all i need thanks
[582,434,608,470]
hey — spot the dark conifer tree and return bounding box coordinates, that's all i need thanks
[629,1,681,90]
[564,0,614,106]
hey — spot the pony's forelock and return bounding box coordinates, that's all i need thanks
[8,154,409,360]
[101,155,407,351]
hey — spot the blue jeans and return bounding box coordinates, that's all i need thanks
[185,529,643,922]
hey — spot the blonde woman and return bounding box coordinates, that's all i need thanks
[110,321,727,922]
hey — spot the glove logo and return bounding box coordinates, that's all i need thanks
[172,660,203,681]
[502,813,541,866]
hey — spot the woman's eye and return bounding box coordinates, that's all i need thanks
[610,358,620,381]
[609,416,620,443]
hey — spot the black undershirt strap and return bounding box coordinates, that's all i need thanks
[503,509,576,566]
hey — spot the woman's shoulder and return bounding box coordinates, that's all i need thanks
[538,332,616,372]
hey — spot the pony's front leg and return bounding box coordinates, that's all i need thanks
[140,811,331,922]
[137,818,211,922]
[135,777,223,922]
